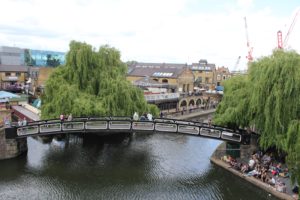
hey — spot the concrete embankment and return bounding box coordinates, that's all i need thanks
[170,109,216,120]
[0,128,27,160]
[210,143,295,200]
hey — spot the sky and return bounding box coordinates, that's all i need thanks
[0,0,299,70]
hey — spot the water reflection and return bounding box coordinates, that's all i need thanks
[0,133,277,200]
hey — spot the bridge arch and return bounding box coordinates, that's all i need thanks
[188,99,195,107]
[196,98,203,107]
[5,117,250,145]
[179,100,187,109]
[162,79,168,83]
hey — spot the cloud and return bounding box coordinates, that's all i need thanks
[0,0,299,71]
[237,0,254,9]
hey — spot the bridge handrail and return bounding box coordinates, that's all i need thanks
[8,116,252,144]
[24,118,247,134]
[20,118,245,133]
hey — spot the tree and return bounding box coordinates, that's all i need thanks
[46,54,61,67]
[248,50,300,150]
[41,41,159,119]
[24,49,36,66]
[214,50,300,185]
[213,75,251,130]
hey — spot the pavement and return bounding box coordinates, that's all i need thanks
[166,108,216,120]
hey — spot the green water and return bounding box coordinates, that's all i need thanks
[0,133,277,200]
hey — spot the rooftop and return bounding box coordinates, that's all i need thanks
[0,64,28,72]
[0,91,20,102]
[128,62,188,78]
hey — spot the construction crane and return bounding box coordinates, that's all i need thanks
[244,17,253,62]
[277,30,283,49]
[278,8,300,49]
[231,56,242,76]
[233,56,241,71]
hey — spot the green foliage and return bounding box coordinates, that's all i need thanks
[286,121,300,185]
[214,49,300,183]
[249,50,300,150]
[24,49,36,66]
[214,75,251,130]
[46,54,61,67]
[41,41,158,119]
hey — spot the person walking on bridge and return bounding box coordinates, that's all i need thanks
[60,114,64,122]
[67,114,73,128]
[133,112,139,121]
[18,119,22,127]
[22,118,27,126]
[147,113,153,121]
[67,114,73,121]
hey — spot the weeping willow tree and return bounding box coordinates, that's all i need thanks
[214,75,252,130]
[286,121,300,186]
[41,41,159,119]
[249,50,300,150]
[214,50,300,185]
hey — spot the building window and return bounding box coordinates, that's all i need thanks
[16,72,21,76]
[217,75,221,81]
[223,75,226,80]
[162,79,168,83]
[5,72,11,76]
[183,84,186,92]
[205,77,209,84]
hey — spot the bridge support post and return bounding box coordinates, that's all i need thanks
[0,128,27,160]
[65,133,70,148]
[240,134,259,159]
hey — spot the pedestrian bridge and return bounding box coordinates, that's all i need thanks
[5,117,251,144]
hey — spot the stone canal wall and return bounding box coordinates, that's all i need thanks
[0,128,27,160]
[210,142,295,200]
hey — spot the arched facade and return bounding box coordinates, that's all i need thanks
[179,97,205,110]
[162,79,168,83]
[196,98,202,107]
[189,99,195,106]
[180,100,187,108]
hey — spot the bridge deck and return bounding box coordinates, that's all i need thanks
[5,117,252,145]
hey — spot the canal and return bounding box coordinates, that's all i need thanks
[0,133,277,200]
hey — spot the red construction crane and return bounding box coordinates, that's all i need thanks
[244,17,253,62]
[277,30,283,49]
[278,8,300,49]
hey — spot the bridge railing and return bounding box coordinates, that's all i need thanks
[8,117,250,144]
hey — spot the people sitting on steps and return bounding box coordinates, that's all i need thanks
[220,150,291,195]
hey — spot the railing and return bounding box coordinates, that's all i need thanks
[144,93,180,101]
[5,117,251,144]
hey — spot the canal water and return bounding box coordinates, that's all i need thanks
[0,133,277,200]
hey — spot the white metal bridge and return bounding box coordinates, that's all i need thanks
[5,117,251,144]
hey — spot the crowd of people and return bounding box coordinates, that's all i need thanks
[133,112,153,121]
[59,113,73,122]
[17,117,27,126]
[221,151,298,197]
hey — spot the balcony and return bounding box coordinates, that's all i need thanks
[144,93,180,102]
[2,76,19,81]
